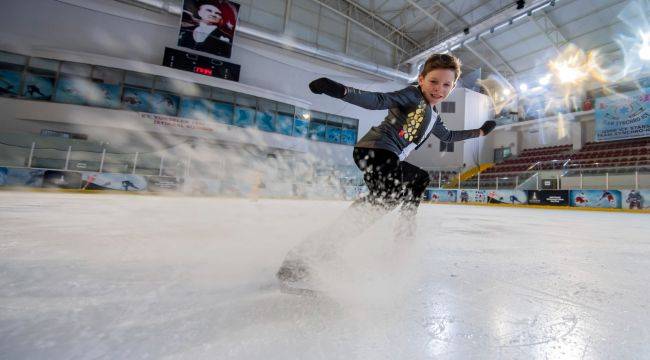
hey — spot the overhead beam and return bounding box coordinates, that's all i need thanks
[530,11,568,54]
[430,0,516,79]
[308,0,422,55]
[401,0,514,87]
[386,5,442,40]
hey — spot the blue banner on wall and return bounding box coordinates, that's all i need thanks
[570,190,621,208]
[122,87,153,112]
[81,172,147,191]
[341,129,357,145]
[213,102,234,124]
[256,110,275,132]
[0,167,44,187]
[23,74,54,100]
[426,189,458,203]
[54,76,120,108]
[595,87,650,141]
[326,125,341,143]
[293,118,309,138]
[486,190,528,204]
[275,114,293,136]
[234,106,255,127]
[620,190,649,210]
[180,98,216,121]
[0,70,21,97]
[151,92,179,116]
[309,122,327,141]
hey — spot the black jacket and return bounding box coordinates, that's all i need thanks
[178,27,232,57]
[343,85,480,157]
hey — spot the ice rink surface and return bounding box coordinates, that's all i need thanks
[1,191,649,359]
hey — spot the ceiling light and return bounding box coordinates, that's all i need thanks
[539,74,551,85]
[640,31,650,60]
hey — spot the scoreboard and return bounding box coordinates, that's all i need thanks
[162,47,240,82]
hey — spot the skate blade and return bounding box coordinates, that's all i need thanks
[278,281,321,297]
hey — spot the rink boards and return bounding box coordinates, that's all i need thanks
[1,166,648,211]
[425,189,650,211]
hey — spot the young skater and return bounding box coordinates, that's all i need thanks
[277,53,496,292]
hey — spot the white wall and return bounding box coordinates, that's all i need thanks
[583,119,597,143]
[493,130,519,156]
[463,89,493,167]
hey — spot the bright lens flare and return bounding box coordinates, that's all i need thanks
[555,64,586,83]
[547,45,601,85]
[477,75,517,115]
[639,31,650,60]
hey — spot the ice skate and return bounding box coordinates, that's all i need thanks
[276,258,321,297]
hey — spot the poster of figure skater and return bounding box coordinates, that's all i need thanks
[178,0,240,58]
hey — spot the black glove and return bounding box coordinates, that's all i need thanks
[479,120,496,135]
[309,78,346,99]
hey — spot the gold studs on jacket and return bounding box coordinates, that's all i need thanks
[401,101,426,142]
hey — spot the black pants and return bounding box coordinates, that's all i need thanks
[352,147,430,211]
[281,147,430,266]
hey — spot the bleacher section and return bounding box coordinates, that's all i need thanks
[567,138,650,170]
[463,137,650,188]
[483,144,573,176]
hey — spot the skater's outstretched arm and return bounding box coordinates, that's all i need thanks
[309,77,421,109]
[432,118,496,143]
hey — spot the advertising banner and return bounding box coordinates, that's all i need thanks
[122,87,153,112]
[147,176,182,192]
[621,190,649,210]
[276,114,293,136]
[485,190,528,204]
[426,189,458,203]
[256,110,275,132]
[459,189,488,203]
[54,76,120,108]
[81,173,147,192]
[122,87,180,116]
[570,190,622,208]
[23,74,54,100]
[341,128,357,145]
[42,170,82,189]
[526,190,570,206]
[0,167,44,187]
[326,125,341,143]
[293,117,309,138]
[234,106,255,127]
[151,92,180,116]
[595,87,650,141]
[0,70,21,97]
[179,98,217,121]
[142,113,217,132]
[178,0,240,58]
[214,102,234,124]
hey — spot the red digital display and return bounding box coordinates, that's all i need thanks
[194,66,213,76]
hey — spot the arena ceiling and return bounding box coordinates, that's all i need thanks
[121,0,648,91]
